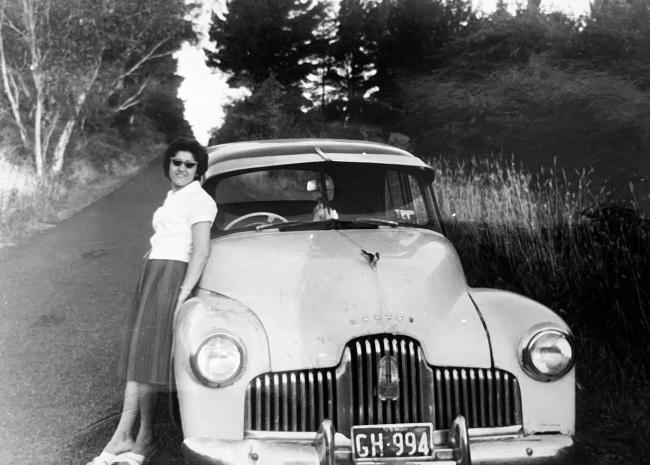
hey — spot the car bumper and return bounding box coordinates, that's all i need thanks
[182,417,575,465]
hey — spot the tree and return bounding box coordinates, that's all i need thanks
[368,0,474,104]
[441,11,565,74]
[557,0,650,88]
[0,0,195,177]
[206,0,328,89]
[97,0,195,120]
[142,70,195,142]
[211,77,316,143]
[326,0,377,103]
[0,0,104,177]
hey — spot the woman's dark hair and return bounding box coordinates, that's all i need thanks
[162,137,209,180]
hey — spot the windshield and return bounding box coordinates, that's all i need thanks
[203,163,443,234]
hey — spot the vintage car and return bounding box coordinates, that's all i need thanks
[173,139,575,465]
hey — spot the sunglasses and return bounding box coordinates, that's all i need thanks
[170,158,197,169]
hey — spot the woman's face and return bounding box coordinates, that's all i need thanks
[169,150,198,190]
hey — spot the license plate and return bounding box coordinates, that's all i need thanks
[351,423,434,461]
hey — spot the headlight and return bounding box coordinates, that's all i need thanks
[190,333,245,387]
[518,327,574,381]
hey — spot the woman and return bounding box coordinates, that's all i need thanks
[88,138,217,465]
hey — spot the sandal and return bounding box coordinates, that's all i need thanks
[86,451,120,465]
[110,449,158,465]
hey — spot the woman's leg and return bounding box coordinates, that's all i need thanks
[129,383,159,456]
[102,381,139,453]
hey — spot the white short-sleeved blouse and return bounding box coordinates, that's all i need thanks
[149,181,217,262]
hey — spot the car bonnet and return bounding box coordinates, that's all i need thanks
[198,228,492,371]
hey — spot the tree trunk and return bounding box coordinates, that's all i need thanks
[0,10,30,149]
[527,0,541,12]
[24,0,46,177]
[33,91,45,178]
[51,118,75,174]
[50,67,97,175]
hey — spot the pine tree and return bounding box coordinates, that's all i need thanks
[206,0,328,89]
[328,0,377,102]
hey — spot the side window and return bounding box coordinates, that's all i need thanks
[424,184,445,234]
[409,176,428,223]
[384,171,428,225]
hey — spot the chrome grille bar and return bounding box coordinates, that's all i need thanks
[281,373,288,431]
[299,372,306,431]
[272,373,279,430]
[395,340,403,418]
[410,340,420,422]
[290,372,297,429]
[263,375,270,430]
[504,371,512,426]
[354,341,364,424]
[245,334,522,433]
[469,369,478,426]
[495,370,503,426]
[308,372,315,430]
[487,369,494,426]
[326,370,335,423]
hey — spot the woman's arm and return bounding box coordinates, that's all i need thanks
[176,221,212,309]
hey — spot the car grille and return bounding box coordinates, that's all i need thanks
[245,334,522,433]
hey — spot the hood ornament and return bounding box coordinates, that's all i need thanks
[377,355,400,401]
[360,249,380,268]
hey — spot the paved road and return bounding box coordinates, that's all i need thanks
[0,158,178,465]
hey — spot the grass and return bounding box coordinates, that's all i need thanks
[430,155,649,464]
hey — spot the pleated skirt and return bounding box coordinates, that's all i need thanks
[118,259,187,386]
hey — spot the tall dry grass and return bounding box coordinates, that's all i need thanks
[0,155,66,243]
[430,155,649,462]
[431,156,648,359]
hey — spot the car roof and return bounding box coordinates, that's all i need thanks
[205,139,433,177]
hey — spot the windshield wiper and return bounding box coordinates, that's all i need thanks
[255,220,313,231]
[352,218,399,228]
[256,218,399,232]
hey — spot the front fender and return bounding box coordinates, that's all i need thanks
[469,288,575,436]
[174,290,270,440]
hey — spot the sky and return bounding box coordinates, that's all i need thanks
[175,0,246,145]
[479,0,590,14]
[176,0,592,145]
[176,42,247,145]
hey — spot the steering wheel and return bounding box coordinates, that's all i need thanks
[224,212,289,230]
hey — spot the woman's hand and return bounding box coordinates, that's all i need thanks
[176,287,192,311]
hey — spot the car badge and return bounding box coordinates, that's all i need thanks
[377,355,400,401]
